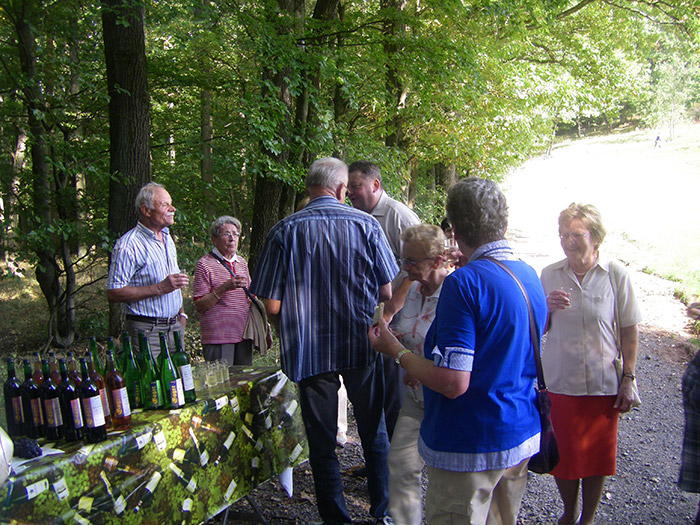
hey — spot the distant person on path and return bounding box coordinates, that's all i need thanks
[347,160,420,440]
[250,157,399,525]
[540,203,642,525]
[193,216,252,366]
[679,301,700,525]
[107,182,189,357]
[370,178,547,525]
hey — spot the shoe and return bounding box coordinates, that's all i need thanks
[375,517,394,525]
[346,464,367,477]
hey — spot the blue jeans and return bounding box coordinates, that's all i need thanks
[297,356,390,524]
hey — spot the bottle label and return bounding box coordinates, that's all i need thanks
[153,428,167,451]
[179,364,194,391]
[134,382,142,406]
[289,443,303,463]
[114,494,126,514]
[73,512,91,525]
[169,378,185,407]
[52,476,70,500]
[255,439,263,452]
[229,395,240,413]
[224,478,237,501]
[171,448,186,462]
[285,400,299,418]
[30,397,43,426]
[82,396,106,428]
[135,431,152,449]
[185,478,196,493]
[111,387,131,417]
[150,380,162,407]
[145,471,162,492]
[214,396,228,411]
[26,478,49,500]
[44,397,63,428]
[223,431,236,450]
[182,498,193,512]
[78,496,93,512]
[10,396,23,424]
[99,388,111,416]
[70,398,84,429]
[199,450,209,467]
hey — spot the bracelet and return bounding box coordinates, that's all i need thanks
[622,372,635,381]
[395,348,413,365]
[212,290,220,300]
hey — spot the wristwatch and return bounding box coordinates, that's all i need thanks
[178,312,189,320]
[395,348,412,365]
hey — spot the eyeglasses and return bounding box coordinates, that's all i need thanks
[401,257,435,267]
[217,232,240,239]
[559,232,589,241]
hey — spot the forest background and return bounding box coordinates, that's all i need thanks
[0,0,699,350]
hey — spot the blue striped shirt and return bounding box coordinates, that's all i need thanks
[250,196,399,382]
[107,222,183,318]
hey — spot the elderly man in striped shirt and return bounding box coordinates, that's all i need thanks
[107,182,189,357]
[250,157,399,525]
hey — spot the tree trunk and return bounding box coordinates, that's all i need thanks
[102,0,151,336]
[201,88,215,219]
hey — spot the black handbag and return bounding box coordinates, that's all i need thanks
[481,256,560,474]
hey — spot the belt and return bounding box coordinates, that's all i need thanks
[125,314,178,325]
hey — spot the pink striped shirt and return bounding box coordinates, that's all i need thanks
[193,253,250,344]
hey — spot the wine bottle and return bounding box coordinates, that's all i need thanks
[4,357,24,437]
[181,497,193,524]
[133,469,162,513]
[168,462,197,493]
[3,477,49,505]
[66,351,82,387]
[20,359,43,438]
[103,455,142,475]
[104,349,132,431]
[121,334,143,409]
[86,353,112,428]
[140,335,164,410]
[79,357,107,443]
[48,351,62,385]
[30,351,43,385]
[58,358,83,442]
[99,471,126,516]
[159,332,185,409]
[89,336,105,377]
[136,331,148,374]
[49,467,70,501]
[172,330,196,404]
[152,423,167,452]
[212,430,236,466]
[188,427,209,467]
[106,337,121,373]
[40,359,64,441]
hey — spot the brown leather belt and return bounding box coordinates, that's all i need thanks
[125,314,178,325]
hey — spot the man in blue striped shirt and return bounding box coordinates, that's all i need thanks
[107,182,189,356]
[250,157,399,525]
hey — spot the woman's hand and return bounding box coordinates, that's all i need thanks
[403,373,421,389]
[614,376,635,413]
[368,318,403,359]
[547,289,571,312]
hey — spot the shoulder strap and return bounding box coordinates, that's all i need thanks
[481,256,546,391]
[209,251,263,314]
[607,259,623,350]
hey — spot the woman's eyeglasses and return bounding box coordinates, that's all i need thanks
[401,257,434,267]
[559,232,589,241]
[217,232,240,239]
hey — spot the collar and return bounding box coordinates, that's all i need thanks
[211,247,240,264]
[370,190,389,216]
[137,221,169,240]
[469,240,517,262]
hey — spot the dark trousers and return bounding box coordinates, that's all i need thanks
[381,353,406,441]
[297,356,390,524]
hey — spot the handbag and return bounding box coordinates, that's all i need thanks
[608,260,642,408]
[209,252,272,355]
[482,256,560,474]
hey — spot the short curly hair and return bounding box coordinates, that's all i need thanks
[558,203,606,249]
[401,224,446,258]
[446,178,508,247]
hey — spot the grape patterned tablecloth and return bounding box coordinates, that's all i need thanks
[0,367,308,525]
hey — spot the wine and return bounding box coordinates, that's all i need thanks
[140,334,164,410]
[121,334,143,409]
[30,352,43,385]
[20,359,43,438]
[86,353,111,428]
[159,332,185,409]
[65,351,81,387]
[58,358,83,442]
[104,349,132,431]
[48,351,62,385]
[39,359,63,441]
[79,357,107,443]
[172,330,196,404]
[4,357,24,437]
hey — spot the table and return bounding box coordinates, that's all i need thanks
[0,367,308,525]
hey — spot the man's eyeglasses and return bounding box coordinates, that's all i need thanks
[217,232,240,239]
[559,232,589,241]
[401,257,434,267]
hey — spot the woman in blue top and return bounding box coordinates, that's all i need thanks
[370,178,547,525]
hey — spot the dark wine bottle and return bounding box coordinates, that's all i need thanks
[104,349,132,431]
[133,469,162,513]
[79,357,107,443]
[168,462,197,493]
[99,471,126,515]
[65,351,82,387]
[122,334,143,409]
[48,351,62,385]
[4,357,24,437]
[172,330,196,404]
[20,359,43,438]
[212,430,236,466]
[188,427,209,467]
[159,332,185,409]
[40,359,63,441]
[58,358,83,442]
[86,353,112,428]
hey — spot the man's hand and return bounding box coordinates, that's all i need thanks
[158,273,190,294]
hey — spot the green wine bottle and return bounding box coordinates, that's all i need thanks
[136,331,148,374]
[160,332,185,409]
[89,337,104,377]
[172,330,196,404]
[140,334,164,410]
[122,334,143,409]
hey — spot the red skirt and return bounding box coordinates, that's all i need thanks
[549,393,619,479]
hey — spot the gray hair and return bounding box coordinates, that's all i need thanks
[401,224,446,258]
[446,178,508,248]
[209,216,242,238]
[135,182,166,214]
[347,160,383,187]
[558,202,606,249]
[306,157,348,190]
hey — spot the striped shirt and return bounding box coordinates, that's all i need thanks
[250,196,399,382]
[107,222,183,318]
[193,251,250,344]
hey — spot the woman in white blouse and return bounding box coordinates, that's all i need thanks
[383,224,452,525]
[541,203,642,525]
